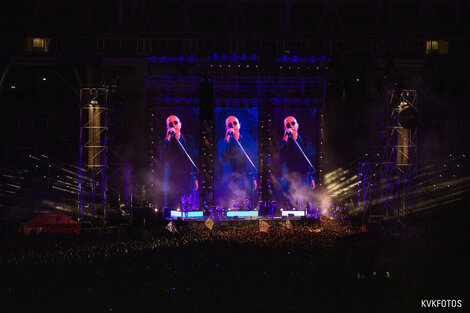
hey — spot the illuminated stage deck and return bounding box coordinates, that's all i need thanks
[168,210,319,220]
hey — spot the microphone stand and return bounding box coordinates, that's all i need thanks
[288,133,316,173]
[169,132,200,173]
[227,132,258,211]
[229,133,258,173]
[168,132,200,211]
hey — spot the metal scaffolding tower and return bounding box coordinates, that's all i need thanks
[358,162,372,219]
[199,120,216,210]
[78,88,109,221]
[360,89,418,221]
[258,98,274,204]
[389,89,418,216]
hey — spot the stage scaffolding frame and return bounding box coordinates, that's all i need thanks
[78,88,109,221]
[389,90,418,216]
[78,88,133,223]
[106,151,134,221]
[200,120,215,209]
[145,75,326,210]
[144,76,325,106]
[360,89,417,222]
[358,162,372,219]
[258,97,274,206]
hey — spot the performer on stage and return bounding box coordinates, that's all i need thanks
[218,115,257,208]
[277,116,316,209]
[159,115,198,210]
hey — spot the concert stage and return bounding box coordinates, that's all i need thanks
[137,76,325,223]
[166,209,322,220]
[77,76,326,223]
[169,210,260,219]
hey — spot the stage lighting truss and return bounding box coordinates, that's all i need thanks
[276,55,330,69]
[381,90,418,219]
[208,53,260,64]
[79,89,134,223]
[78,88,109,221]
[358,162,372,219]
[144,76,325,106]
[359,90,418,221]
[258,100,274,206]
[199,120,216,209]
[392,90,418,217]
[149,96,318,108]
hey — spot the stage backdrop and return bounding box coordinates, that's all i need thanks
[154,107,200,210]
[215,107,258,209]
[272,107,318,210]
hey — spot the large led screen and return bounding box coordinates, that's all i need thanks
[272,107,318,210]
[215,107,258,210]
[154,107,200,211]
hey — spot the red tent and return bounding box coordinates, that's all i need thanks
[21,212,80,235]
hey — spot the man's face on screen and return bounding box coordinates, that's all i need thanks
[166,115,181,135]
[225,116,241,135]
[284,116,299,136]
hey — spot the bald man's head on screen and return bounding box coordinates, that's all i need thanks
[166,115,182,140]
[283,116,299,141]
[225,115,241,141]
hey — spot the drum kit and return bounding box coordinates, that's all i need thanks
[180,193,252,212]
[229,194,251,211]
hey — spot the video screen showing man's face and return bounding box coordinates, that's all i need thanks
[166,115,181,136]
[155,107,199,210]
[272,107,318,209]
[215,107,258,209]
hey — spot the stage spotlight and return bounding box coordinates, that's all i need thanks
[398,107,418,129]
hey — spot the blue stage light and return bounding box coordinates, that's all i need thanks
[170,211,182,218]
[188,211,204,218]
[227,211,259,218]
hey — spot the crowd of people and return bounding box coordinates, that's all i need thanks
[0,217,368,312]
[0,218,356,267]
[1,210,466,313]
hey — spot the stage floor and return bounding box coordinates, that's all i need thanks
[167,209,321,220]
